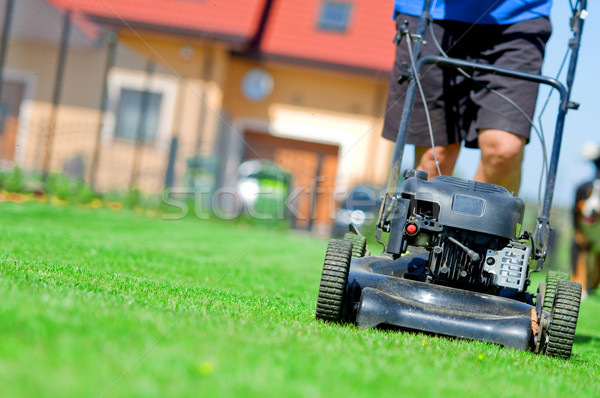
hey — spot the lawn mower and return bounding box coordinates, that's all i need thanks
[316,0,588,359]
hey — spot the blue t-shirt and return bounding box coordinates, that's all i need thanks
[395,0,552,25]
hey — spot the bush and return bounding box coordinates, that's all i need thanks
[3,167,26,193]
[75,184,99,205]
[123,187,143,210]
[45,173,74,201]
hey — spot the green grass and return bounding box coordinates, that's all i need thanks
[0,202,599,397]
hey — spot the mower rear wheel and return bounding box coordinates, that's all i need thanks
[315,239,352,323]
[545,279,582,359]
[542,270,571,313]
[343,232,367,259]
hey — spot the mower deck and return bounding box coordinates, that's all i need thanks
[348,253,536,350]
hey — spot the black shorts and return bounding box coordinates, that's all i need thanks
[382,14,552,148]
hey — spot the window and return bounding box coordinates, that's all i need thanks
[318,1,352,32]
[105,70,177,151]
[114,88,162,142]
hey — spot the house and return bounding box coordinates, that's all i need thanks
[1,0,399,233]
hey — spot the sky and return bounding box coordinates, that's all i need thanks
[516,0,598,207]
[403,0,598,208]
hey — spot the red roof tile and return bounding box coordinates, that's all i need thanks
[260,0,396,73]
[46,0,396,74]
[46,0,269,42]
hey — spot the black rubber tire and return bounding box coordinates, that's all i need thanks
[542,270,571,313]
[343,232,367,259]
[315,239,353,323]
[545,279,582,359]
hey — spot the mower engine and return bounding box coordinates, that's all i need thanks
[384,170,532,294]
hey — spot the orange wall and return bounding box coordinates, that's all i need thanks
[223,58,394,191]
[6,27,394,196]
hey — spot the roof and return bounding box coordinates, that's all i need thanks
[46,0,396,74]
[261,0,396,74]
[46,0,269,45]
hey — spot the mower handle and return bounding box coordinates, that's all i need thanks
[416,56,568,110]
[378,0,587,265]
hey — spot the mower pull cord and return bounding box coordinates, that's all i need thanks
[376,0,434,248]
[533,0,587,268]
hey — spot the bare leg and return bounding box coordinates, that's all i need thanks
[474,129,526,194]
[572,249,588,292]
[589,253,600,291]
[414,143,461,179]
[572,228,590,294]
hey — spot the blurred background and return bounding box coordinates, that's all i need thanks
[0,0,400,236]
[0,0,595,268]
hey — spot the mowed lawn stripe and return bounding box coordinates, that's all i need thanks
[0,202,599,398]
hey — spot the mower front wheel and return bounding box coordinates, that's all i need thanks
[343,232,368,259]
[545,279,582,359]
[542,270,571,313]
[315,239,352,323]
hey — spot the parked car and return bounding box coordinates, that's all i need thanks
[331,184,383,237]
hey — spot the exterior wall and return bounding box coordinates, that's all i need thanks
[218,58,393,233]
[117,32,230,191]
[2,24,232,193]
[0,0,108,170]
[1,35,176,193]
[3,38,105,171]
[2,1,396,229]
[222,57,393,196]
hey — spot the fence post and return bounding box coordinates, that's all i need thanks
[41,9,71,179]
[129,59,155,189]
[194,48,214,156]
[89,30,118,191]
[164,136,178,189]
[307,153,325,232]
[0,0,15,105]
